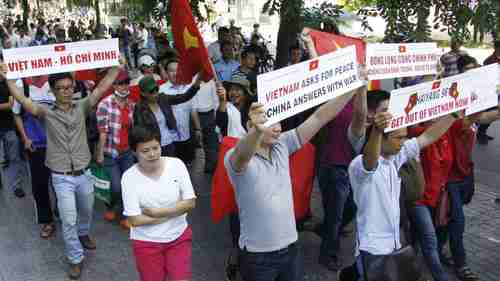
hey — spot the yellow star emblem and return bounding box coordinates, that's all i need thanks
[332,40,342,50]
[183,27,199,49]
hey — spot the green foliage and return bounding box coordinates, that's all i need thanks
[339,0,377,12]
[302,2,347,31]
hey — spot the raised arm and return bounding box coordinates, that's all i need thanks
[350,84,368,138]
[301,28,318,58]
[88,58,125,107]
[362,112,392,171]
[229,103,266,173]
[165,75,202,105]
[296,88,357,145]
[417,115,456,149]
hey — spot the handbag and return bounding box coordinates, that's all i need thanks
[399,159,425,203]
[89,162,112,204]
[434,186,450,227]
[362,246,425,281]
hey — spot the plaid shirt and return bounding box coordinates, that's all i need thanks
[96,94,135,158]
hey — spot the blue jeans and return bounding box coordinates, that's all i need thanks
[410,205,449,281]
[52,172,94,264]
[103,150,135,210]
[239,243,303,281]
[438,178,470,268]
[318,165,356,258]
[0,130,23,192]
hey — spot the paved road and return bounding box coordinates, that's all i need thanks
[1,122,500,281]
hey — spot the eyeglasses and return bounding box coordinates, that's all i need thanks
[55,85,75,92]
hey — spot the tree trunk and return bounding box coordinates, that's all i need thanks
[274,0,304,69]
[95,0,101,27]
[22,0,29,29]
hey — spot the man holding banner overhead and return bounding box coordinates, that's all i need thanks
[0,55,125,279]
[224,45,367,280]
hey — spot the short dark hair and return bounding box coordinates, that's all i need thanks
[289,44,301,53]
[241,48,256,59]
[164,58,179,69]
[129,126,161,151]
[367,90,391,111]
[48,72,74,89]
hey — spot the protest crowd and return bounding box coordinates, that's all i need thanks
[1,3,500,281]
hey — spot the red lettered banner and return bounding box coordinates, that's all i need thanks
[3,39,120,79]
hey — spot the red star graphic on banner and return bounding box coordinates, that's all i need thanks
[309,60,319,71]
[54,45,66,52]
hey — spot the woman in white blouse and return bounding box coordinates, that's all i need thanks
[121,126,196,281]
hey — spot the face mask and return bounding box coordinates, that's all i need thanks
[114,90,129,98]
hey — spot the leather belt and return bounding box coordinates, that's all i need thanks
[52,169,87,176]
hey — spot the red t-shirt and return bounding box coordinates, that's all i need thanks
[408,126,454,208]
[447,120,475,182]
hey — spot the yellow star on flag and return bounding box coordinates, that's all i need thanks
[183,27,200,49]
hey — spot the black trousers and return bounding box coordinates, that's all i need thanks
[174,139,195,164]
[28,148,53,224]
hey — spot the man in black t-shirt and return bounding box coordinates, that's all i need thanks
[0,79,25,197]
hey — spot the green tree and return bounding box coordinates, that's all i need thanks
[263,0,348,68]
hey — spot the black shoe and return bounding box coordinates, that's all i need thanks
[14,188,26,198]
[337,263,359,281]
[456,266,479,281]
[495,198,500,204]
[486,134,494,140]
[319,255,341,271]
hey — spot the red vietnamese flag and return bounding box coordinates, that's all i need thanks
[211,137,316,223]
[306,28,381,90]
[170,0,214,84]
[54,45,66,52]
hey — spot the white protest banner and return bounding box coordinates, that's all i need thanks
[2,39,119,79]
[257,46,363,126]
[366,43,440,80]
[386,73,473,132]
[465,63,499,115]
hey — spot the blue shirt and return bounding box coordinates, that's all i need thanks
[214,60,240,81]
[348,138,420,255]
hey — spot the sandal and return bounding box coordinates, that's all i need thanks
[40,223,55,239]
[456,266,479,281]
